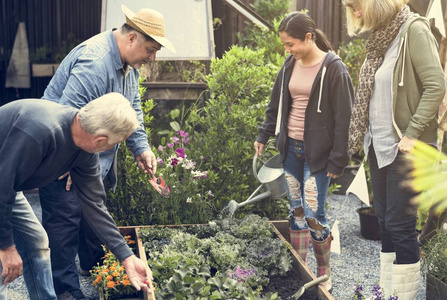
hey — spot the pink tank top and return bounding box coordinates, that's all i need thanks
[287,59,323,140]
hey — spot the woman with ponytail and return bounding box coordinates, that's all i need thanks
[254,12,354,292]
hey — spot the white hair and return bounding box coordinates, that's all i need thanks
[78,93,140,144]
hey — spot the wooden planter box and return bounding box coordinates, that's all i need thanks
[118,221,334,300]
[32,63,59,77]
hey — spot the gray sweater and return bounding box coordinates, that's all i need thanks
[0,99,132,261]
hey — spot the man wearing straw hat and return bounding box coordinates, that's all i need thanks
[39,5,175,300]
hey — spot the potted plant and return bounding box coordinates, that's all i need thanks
[355,158,381,241]
[421,229,447,300]
[407,140,447,299]
[30,33,81,77]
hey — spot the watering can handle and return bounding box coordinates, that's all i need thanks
[253,139,275,182]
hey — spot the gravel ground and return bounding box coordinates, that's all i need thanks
[6,193,426,299]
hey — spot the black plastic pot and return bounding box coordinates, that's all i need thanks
[357,207,381,241]
[426,272,447,300]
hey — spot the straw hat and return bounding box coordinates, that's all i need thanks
[121,5,176,53]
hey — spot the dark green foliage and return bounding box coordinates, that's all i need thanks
[184,45,287,219]
[139,215,289,299]
[338,38,366,88]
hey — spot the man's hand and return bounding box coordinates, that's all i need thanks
[0,245,23,284]
[136,150,157,175]
[122,255,154,294]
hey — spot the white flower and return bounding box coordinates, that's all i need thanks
[186,197,192,203]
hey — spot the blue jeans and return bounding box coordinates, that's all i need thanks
[0,192,57,300]
[284,138,331,241]
[368,146,419,264]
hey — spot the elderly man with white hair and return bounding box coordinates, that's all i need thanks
[0,93,155,300]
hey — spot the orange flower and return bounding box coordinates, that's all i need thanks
[123,274,128,280]
[93,276,101,286]
[119,266,125,272]
[106,275,113,281]
[107,281,115,289]
[110,266,117,271]
[123,279,131,286]
[113,271,120,277]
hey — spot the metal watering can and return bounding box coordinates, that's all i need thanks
[226,150,288,214]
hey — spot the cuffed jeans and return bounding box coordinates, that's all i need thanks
[0,192,56,300]
[369,146,419,264]
[284,138,331,241]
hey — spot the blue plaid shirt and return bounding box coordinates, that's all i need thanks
[42,29,150,186]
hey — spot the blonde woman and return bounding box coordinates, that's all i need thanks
[343,0,445,299]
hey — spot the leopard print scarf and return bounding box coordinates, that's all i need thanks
[348,5,411,155]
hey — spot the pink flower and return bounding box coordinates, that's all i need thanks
[167,143,174,148]
[172,136,180,144]
[178,130,189,137]
[175,148,185,158]
[157,157,163,166]
[157,145,164,151]
[184,137,190,145]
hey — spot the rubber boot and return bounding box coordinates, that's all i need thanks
[311,234,332,292]
[380,252,395,298]
[289,228,310,264]
[391,261,420,300]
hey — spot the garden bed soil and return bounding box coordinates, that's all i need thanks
[119,220,333,300]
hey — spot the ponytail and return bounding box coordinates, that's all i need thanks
[315,29,333,52]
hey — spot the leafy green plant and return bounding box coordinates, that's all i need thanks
[184,45,287,219]
[338,39,366,88]
[421,228,447,283]
[139,214,289,299]
[30,33,81,63]
[407,140,447,214]
[251,0,290,22]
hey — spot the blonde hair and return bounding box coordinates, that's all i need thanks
[343,0,409,36]
[78,93,140,144]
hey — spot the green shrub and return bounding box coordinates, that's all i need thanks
[184,45,287,219]
[251,0,290,22]
[338,38,366,88]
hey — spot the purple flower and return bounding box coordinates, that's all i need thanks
[170,157,179,166]
[228,266,256,283]
[184,137,190,145]
[157,145,164,152]
[178,130,189,137]
[157,157,163,166]
[175,148,186,158]
[167,143,174,148]
[172,136,180,144]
